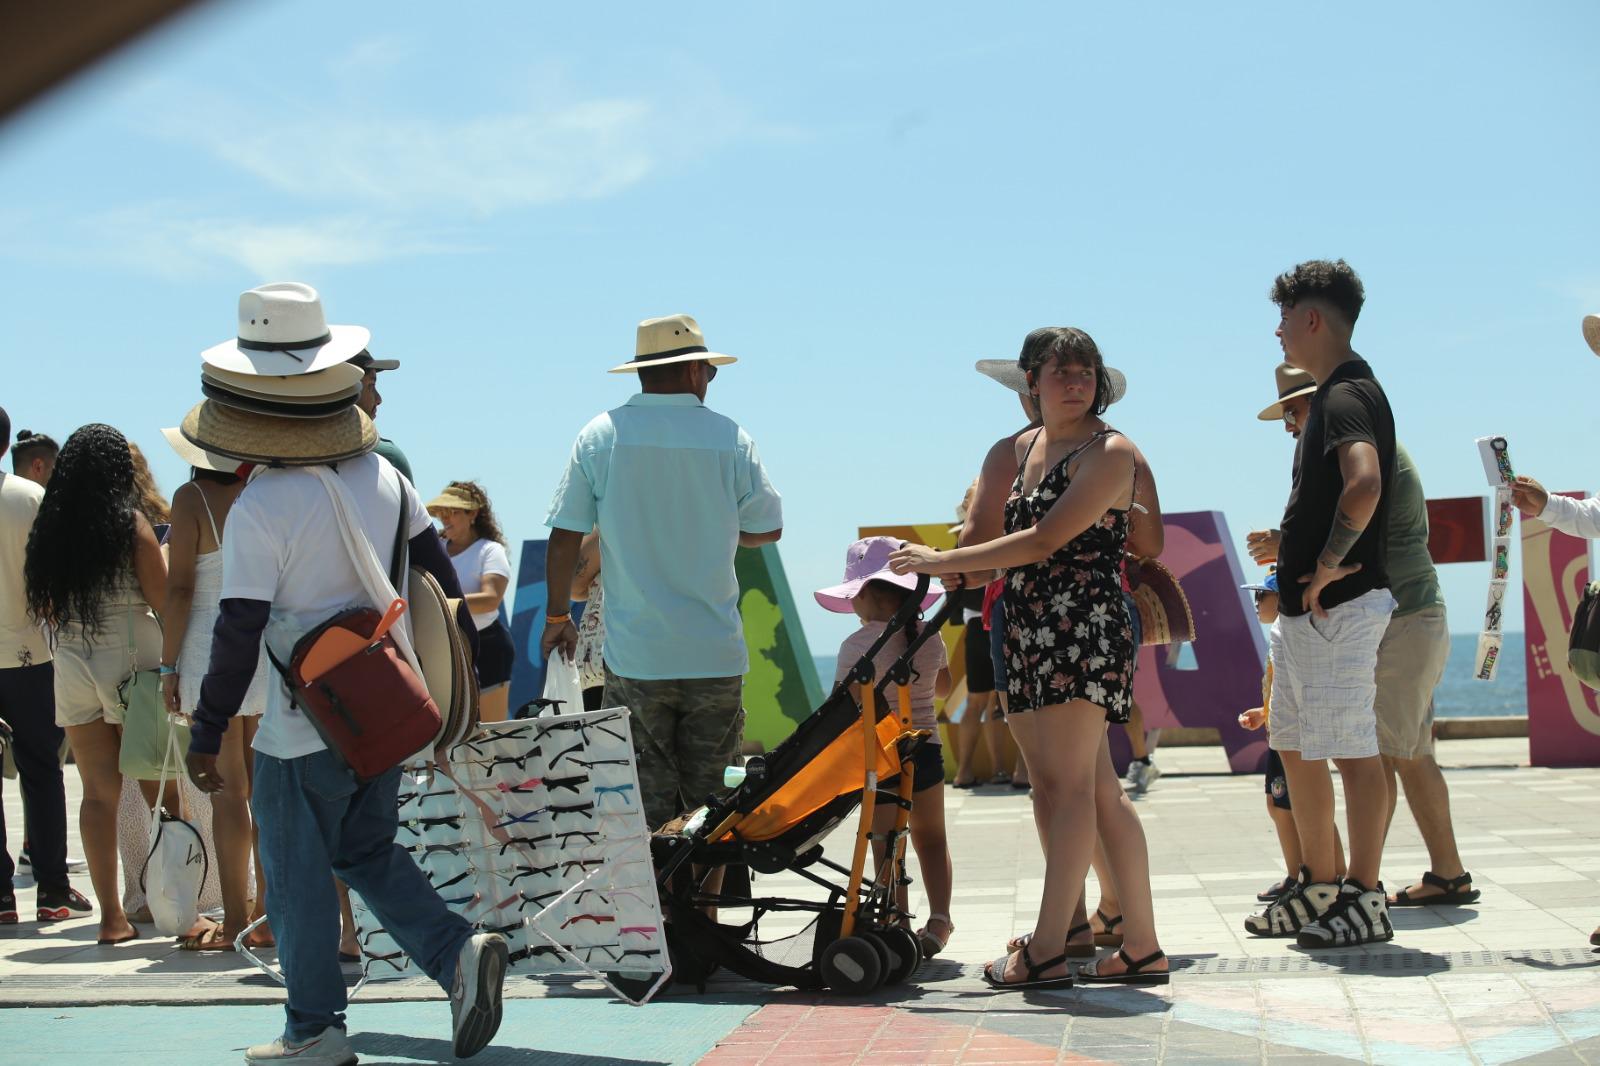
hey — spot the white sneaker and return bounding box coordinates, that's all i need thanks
[1124,758,1159,795]
[449,932,508,1059]
[244,1026,356,1064]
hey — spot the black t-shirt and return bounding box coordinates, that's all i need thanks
[1277,358,1396,617]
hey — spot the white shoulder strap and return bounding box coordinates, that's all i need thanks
[306,466,424,678]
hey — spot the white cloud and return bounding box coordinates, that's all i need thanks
[62,203,470,277]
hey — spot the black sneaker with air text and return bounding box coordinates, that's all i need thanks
[1296,878,1394,949]
[1244,865,1339,937]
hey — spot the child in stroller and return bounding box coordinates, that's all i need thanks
[651,558,957,995]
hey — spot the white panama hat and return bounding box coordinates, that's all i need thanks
[975,358,1127,405]
[201,282,371,377]
[609,314,738,374]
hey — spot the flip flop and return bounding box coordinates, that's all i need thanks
[952,778,979,790]
[989,771,1012,786]
[1092,909,1124,947]
[982,940,1073,992]
[180,925,236,952]
[1390,871,1481,907]
[1078,948,1170,986]
[96,927,141,946]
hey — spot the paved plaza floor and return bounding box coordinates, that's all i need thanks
[3,736,1598,1064]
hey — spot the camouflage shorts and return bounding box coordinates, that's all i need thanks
[601,668,745,829]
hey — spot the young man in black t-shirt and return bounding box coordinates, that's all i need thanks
[1243,260,1399,949]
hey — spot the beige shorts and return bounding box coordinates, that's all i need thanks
[1373,604,1449,760]
[52,608,162,728]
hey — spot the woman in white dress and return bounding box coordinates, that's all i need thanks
[159,433,271,950]
[428,481,515,720]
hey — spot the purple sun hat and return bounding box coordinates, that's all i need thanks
[815,536,945,614]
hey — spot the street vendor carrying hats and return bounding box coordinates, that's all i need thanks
[182,282,507,1065]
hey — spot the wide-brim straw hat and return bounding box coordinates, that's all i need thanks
[426,489,479,514]
[1584,314,1600,357]
[160,426,245,475]
[201,282,371,377]
[200,379,362,419]
[179,399,376,467]
[203,362,363,399]
[1257,361,1317,421]
[609,313,737,374]
[975,358,1128,406]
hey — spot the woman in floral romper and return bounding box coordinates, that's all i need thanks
[892,327,1166,991]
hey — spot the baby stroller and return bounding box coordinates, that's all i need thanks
[652,574,958,995]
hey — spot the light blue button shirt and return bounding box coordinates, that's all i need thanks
[546,393,783,681]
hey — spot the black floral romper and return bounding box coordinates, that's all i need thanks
[1002,429,1136,721]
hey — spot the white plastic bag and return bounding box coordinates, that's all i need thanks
[141,731,207,936]
[541,650,584,714]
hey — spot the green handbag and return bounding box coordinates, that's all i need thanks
[117,609,189,781]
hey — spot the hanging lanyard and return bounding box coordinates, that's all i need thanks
[1473,436,1513,681]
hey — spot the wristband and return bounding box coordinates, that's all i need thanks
[545,613,571,626]
[159,665,178,676]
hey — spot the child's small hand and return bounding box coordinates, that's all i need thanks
[1238,707,1265,731]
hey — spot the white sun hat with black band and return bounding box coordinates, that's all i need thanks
[609,313,738,374]
[201,282,371,377]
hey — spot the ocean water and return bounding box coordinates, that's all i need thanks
[811,631,1527,719]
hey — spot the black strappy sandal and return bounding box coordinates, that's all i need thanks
[1078,948,1170,986]
[983,939,1074,992]
[1009,920,1094,957]
[1389,871,1481,907]
[1092,908,1124,947]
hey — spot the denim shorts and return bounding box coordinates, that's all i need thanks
[988,593,1008,696]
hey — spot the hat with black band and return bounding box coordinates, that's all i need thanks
[609,314,738,374]
[1257,362,1317,421]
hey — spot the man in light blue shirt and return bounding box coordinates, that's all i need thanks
[544,314,782,827]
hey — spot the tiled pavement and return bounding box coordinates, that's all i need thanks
[4,736,1599,1063]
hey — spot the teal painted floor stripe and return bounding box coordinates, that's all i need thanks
[4,999,758,1065]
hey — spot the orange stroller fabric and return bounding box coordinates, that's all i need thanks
[723,712,906,843]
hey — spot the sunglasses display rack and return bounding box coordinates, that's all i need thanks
[240,707,669,1005]
[1474,436,1515,681]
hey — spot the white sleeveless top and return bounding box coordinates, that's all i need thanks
[176,488,269,717]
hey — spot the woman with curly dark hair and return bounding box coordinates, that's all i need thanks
[427,480,514,720]
[24,424,167,944]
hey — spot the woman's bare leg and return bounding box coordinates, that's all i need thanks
[479,685,509,723]
[1087,734,1166,974]
[995,702,1104,983]
[63,721,134,941]
[210,720,254,941]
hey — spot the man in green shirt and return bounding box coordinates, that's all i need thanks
[1371,445,1476,907]
[352,350,414,484]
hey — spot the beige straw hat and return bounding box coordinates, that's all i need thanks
[202,362,363,399]
[179,399,376,467]
[426,489,480,514]
[609,314,737,374]
[1257,362,1317,421]
[1584,314,1600,357]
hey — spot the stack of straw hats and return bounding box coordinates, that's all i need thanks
[176,283,378,467]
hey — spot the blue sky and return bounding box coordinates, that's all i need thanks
[2,1,1597,658]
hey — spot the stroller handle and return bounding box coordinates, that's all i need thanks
[872,582,961,698]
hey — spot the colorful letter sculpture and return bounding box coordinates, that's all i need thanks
[736,543,826,752]
[1521,492,1600,767]
[1119,511,1269,773]
[506,540,824,749]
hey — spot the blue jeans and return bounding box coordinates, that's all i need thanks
[253,749,473,1041]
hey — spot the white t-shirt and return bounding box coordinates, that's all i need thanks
[0,472,50,669]
[449,537,512,631]
[221,453,430,759]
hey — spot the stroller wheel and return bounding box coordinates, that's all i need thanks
[820,936,883,995]
[875,926,922,985]
[859,931,894,988]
